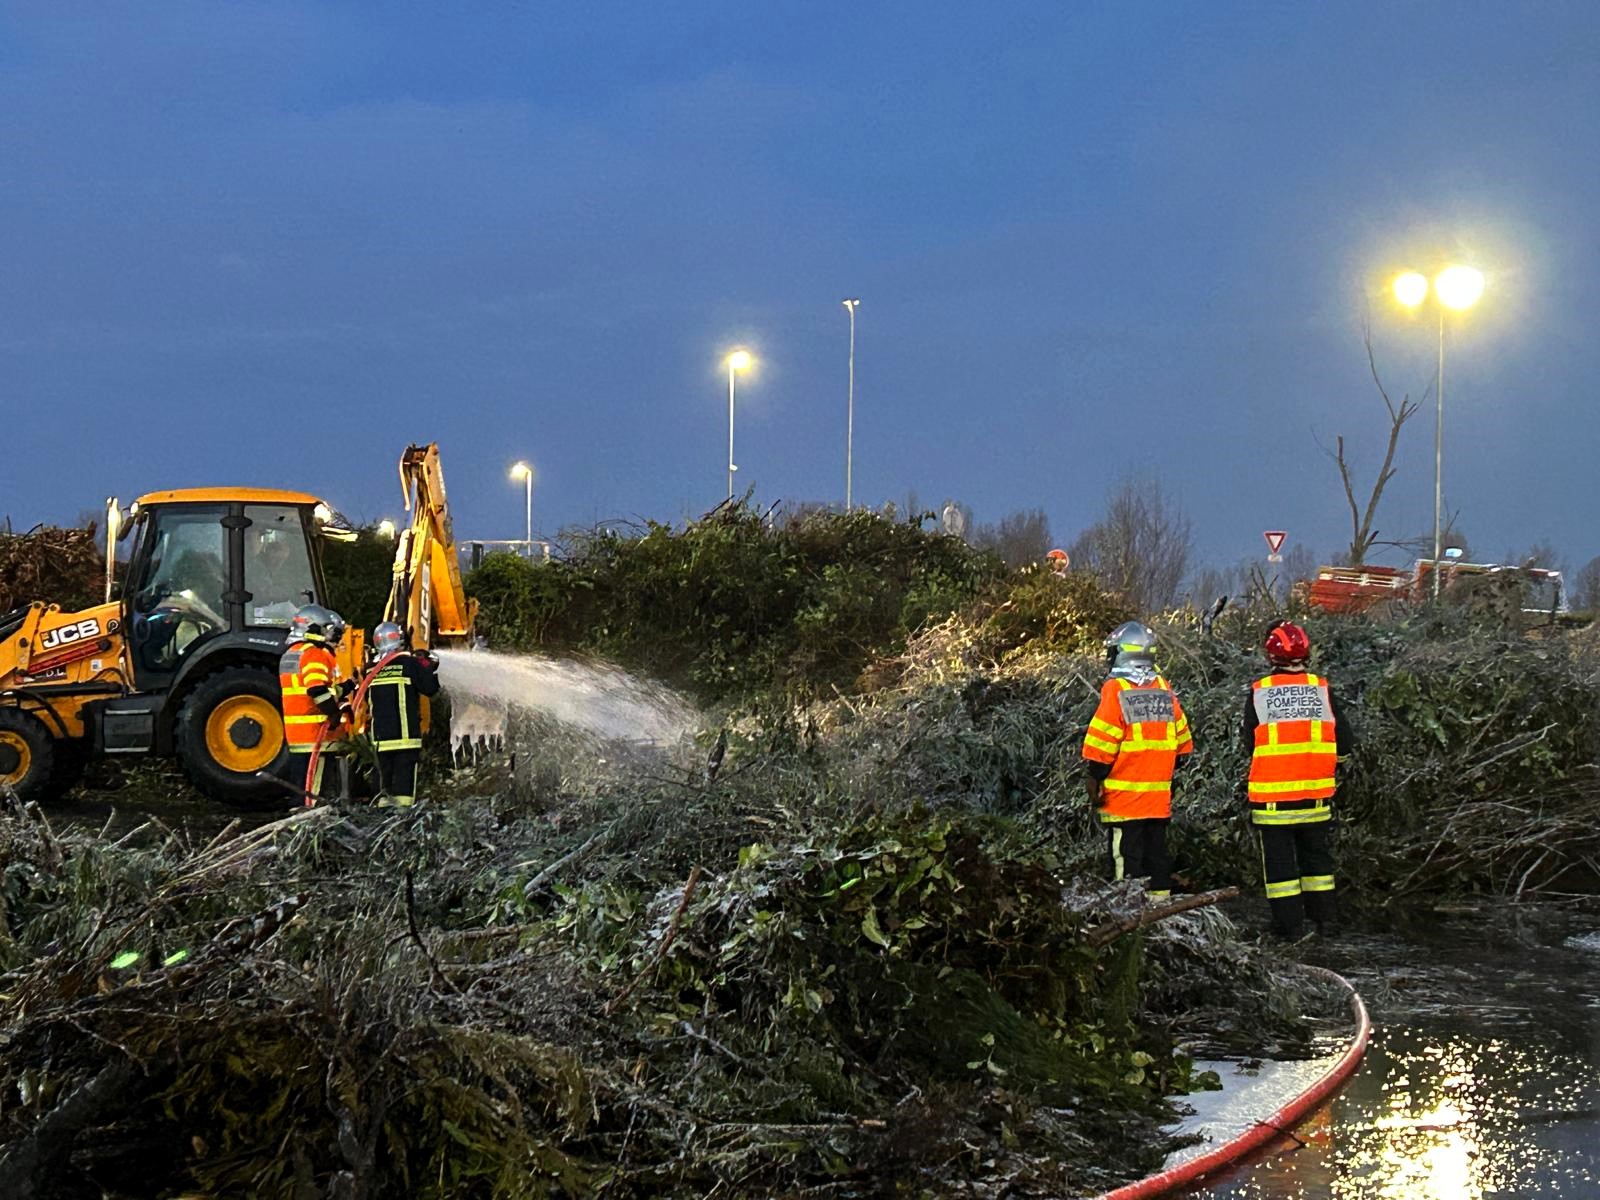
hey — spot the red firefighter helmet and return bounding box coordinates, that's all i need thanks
[1264,620,1311,666]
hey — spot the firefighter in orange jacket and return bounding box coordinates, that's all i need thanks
[279,603,353,799]
[1243,620,1352,939]
[1081,621,1193,899]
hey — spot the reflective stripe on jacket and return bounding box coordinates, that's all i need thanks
[1081,675,1193,820]
[279,640,342,751]
[1247,672,1338,803]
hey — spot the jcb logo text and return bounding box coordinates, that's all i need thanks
[39,619,100,651]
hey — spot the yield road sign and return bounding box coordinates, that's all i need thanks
[1263,530,1287,555]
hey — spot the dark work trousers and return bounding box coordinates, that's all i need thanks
[289,746,350,801]
[1105,818,1172,898]
[1253,813,1336,935]
[377,749,421,807]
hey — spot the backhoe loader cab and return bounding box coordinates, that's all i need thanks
[1,443,474,807]
[0,488,356,805]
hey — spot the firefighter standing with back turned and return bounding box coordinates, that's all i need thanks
[1242,620,1353,940]
[1080,622,1194,900]
[366,622,440,807]
[279,604,354,800]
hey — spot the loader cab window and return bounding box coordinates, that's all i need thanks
[244,505,316,627]
[127,505,228,673]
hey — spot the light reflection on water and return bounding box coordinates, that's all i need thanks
[1183,913,1600,1199]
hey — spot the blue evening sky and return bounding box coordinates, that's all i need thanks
[2,2,1596,575]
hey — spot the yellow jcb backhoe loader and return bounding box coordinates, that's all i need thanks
[0,443,477,805]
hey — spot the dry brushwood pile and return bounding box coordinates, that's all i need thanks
[0,708,1347,1199]
[0,525,104,615]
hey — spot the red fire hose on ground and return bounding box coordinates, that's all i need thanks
[303,649,401,806]
[1095,964,1371,1200]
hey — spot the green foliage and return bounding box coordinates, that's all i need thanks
[18,505,1595,1195]
[320,526,398,634]
[465,505,1005,703]
[466,551,585,647]
[974,567,1133,666]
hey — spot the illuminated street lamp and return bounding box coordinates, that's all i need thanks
[1392,264,1485,596]
[509,461,533,559]
[376,519,397,539]
[725,349,753,500]
[842,298,860,508]
[1392,271,1429,308]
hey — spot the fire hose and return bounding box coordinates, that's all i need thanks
[1094,964,1370,1199]
[302,649,402,806]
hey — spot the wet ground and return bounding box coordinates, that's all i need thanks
[49,764,285,840]
[1184,903,1600,1198]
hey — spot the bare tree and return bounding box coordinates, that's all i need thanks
[1572,556,1600,611]
[1069,477,1193,612]
[1393,516,1468,564]
[1327,323,1425,566]
[1281,542,1318,585]
[1185,564,1236,609]
[973,507,1052,569]
[1516,539,1566,574]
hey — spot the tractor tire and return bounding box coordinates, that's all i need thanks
[50,740,89,797]
[174,666,293,806]
[0,708,57,804]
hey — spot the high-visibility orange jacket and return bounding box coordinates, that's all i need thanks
[1081,675,1193,820]
[279,639,346,751]
[1245,672,1341,805]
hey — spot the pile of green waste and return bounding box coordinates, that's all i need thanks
[830,571,1600,905]
[0,713,1338,1198]
[8,509,1595,1196]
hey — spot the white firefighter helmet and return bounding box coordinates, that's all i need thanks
[293,603,345,645]
[1104,621,1157,677]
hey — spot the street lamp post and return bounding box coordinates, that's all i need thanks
[842,298,860,509]
[725,349,752,500]
[509,462,533,559]
[1392,265,1484,597]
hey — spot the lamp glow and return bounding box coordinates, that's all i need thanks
[727,349,753,371]
[1393,271,1429,308]
[376,519,396,539]
[509,462,534,558]
[1435,265,1485,311]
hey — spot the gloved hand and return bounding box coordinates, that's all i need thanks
[1085,779,1106,815]
[416,651,438,671]
[338,679,356,699]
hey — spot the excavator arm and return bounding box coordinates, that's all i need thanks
[384,443,478,651]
